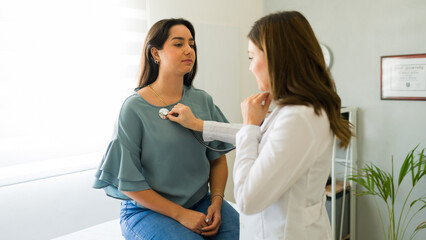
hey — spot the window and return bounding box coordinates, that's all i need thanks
[0,0,147,186]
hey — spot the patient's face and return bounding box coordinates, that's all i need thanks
[248,40,270,92]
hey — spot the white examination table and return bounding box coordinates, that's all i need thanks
[53,219,123,240]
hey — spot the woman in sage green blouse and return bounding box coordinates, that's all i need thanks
[93,18,239,240]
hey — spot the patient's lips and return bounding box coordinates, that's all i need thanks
[182,59,193,64]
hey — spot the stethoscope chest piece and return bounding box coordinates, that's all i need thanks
[159,108,169,120]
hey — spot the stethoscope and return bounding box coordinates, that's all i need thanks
[158,108,236,153]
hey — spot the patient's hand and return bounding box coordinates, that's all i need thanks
[176,208,208,235]
[168,103,203,132]
[201,198,222,237]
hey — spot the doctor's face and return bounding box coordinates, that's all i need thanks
[248,40,270,92]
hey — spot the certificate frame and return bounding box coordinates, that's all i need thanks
[381,53,426,100]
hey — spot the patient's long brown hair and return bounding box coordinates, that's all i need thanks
[137,18,197,89]
[248,11,353,148]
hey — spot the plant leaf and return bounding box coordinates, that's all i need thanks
[410,197,426,208]
[350,145,426,240]
[415,221,426,231]
[416,202,426,212]
[399,150,411,186]
[414,148,426,184]
[410,147,419,185]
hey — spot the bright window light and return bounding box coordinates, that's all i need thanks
[0,0,147,186]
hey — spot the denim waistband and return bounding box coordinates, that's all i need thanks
[120,192,210,211]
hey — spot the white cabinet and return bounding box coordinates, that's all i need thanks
[329,107,357,240]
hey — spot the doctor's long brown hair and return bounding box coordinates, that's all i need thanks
[248,11,353,148]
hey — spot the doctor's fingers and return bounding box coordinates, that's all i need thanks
[170,105,193,117]
[242,93,260,105]
[173,103,195,114]
[260,92,272,108]
[243,93,267,106]
[247,92,269,102]
[246,93,262,100]
[170,103,183,112]
[254,92,270,103]
[168,104,184,116]
[250,93,271,110]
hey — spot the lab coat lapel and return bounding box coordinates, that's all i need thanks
[260,106,281,134]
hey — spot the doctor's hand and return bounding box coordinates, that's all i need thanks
[168,103,204,132]
[241,92,271,126]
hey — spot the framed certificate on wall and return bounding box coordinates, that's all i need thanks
[381,54,426,100]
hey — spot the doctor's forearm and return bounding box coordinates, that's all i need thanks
[203,121,241,144]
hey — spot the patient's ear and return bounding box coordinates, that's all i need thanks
[151,47,159,59]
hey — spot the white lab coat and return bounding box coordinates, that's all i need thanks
[203,105,333,240]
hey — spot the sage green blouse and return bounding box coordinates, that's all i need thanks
[93,86,233,208]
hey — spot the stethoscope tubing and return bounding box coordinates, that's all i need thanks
[189,129,236,153]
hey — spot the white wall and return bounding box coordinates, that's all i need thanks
[147,0,263,202]
[264,0,426,239]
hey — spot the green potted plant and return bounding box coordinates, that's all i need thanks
[349,145,426,240]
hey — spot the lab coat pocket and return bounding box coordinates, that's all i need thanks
[302,196,325,226]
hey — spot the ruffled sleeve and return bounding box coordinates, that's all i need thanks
[93,96,150,200]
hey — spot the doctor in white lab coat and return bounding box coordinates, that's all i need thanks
[169,11,353,240]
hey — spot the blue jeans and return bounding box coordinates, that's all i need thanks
[120,194,239,240]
